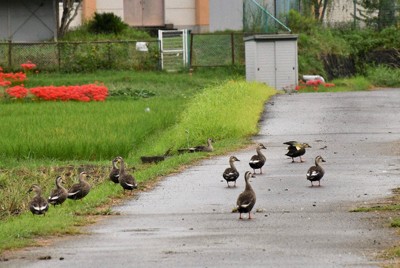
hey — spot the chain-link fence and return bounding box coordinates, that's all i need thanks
[190,33,245,68]
[0,40,160,72]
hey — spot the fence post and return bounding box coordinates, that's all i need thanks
[8,40,12,69]
[57,42,61,71]
[231,33,235,65]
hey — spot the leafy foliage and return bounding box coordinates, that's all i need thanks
[88,12,128,35]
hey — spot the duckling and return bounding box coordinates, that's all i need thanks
[178,138,214,153]
[236,171,256,219]
[67,171,91,200]
[109,157,120,184]
[284,141,311,162]
[306,155,326,187]
[48,176,68,207]
[28,184,49,216]
[249,143,267,174]
[222,156,240,187]
[116,156,138,194]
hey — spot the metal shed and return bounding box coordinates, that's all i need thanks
[244,34,298,90]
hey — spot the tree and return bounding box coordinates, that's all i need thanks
[302,0,330,22]
[58,0,82,38]
[355,0,398,30]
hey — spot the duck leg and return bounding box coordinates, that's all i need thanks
[291,157,295,163]
[248,212,253,219]
[239,213,243,220]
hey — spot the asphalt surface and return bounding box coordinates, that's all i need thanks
[3,89,400,267]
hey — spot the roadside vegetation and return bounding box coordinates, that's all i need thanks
[0,67,276,253]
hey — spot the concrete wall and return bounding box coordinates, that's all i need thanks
[209,0,243,32]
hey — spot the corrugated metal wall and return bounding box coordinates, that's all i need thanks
[0,0,57,42]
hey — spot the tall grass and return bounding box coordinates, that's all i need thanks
[0,99,182,160]
[366,66,400,87]
[134,80,277,157]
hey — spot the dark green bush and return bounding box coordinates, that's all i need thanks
[88,12,128,35]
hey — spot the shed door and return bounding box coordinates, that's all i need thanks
[255,42,276,87]
[124,0,164,27]
[275,40,298,89]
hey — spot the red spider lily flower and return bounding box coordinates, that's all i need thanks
[0,80,12,87]
[29,83,108,102]
[6,85,28,99]
[20,61,37,71]
[0,66,3,72]
[324,83,335,88]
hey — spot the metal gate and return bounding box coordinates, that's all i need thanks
[158,29,189,71]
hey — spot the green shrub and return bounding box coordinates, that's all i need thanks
[88,12,128,35]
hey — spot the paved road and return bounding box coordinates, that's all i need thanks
[3,89,400,267]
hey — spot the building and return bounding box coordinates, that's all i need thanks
[0,0,58,42]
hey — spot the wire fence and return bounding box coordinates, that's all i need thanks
[0,40,160,72]
[190,33,245,68]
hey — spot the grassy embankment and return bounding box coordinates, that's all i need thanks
[0,69,277,253]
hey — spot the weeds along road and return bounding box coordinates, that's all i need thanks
[3,89,400,268]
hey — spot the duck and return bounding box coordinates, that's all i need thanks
[306,155,326,187]
[236,171,256,219]
[48,176,68,207]
[67,171,91,200]
[178,138,214,153]
[284,141,311,162]
[28,184,49,216]
[249,143,267,174]
[116,156,138,194]
[222,156,240,187]
[109,157,120,184]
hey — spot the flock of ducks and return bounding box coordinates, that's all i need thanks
[27,138,325,221]
[28,156,136,216]
[222,141,326,220]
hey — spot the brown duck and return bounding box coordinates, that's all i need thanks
[222,156,240,187]
[48,176,68,207]
[236,171,256,219]
[67,171,91,200]
[284,141,311,162]
[178,138,214,153]
[28,184,49,216]
[109,157,120,184]
[306,155,326,187]
[249,143,266,174]
[116,156,138,194]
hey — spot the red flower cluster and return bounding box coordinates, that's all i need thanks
[29,84,108,102]
[1,63,108,102]
[21,61,37,71]
[6,85,29,99]
[0,71,27,86]
[295,79,335,91]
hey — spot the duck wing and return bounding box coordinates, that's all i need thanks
[223,167,239,181]
[306,166,324,180]
[109,168,120,183]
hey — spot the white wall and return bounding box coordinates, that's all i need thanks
[96,0,124,19]
[59,2,82,29]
